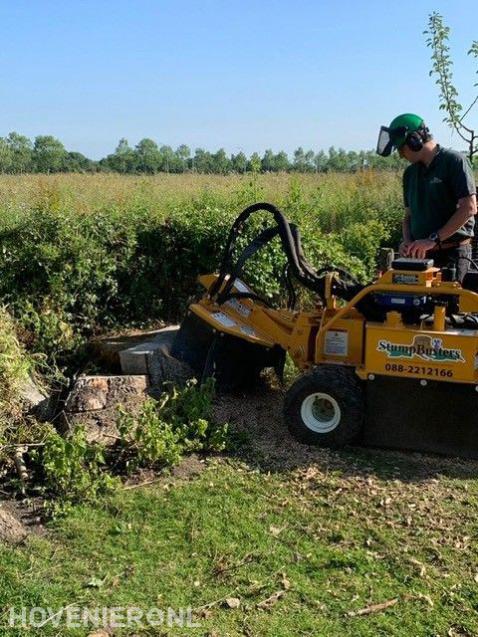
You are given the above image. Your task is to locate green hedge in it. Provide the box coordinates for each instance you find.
[0,173,404,367]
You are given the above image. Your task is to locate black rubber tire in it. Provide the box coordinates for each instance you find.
[284,365,364,447]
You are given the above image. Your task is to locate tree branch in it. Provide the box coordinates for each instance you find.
[425,12,477,160]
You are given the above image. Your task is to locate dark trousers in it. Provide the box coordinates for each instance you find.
[430,244,472,283]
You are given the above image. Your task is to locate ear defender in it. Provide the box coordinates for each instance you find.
[405,132,423,152]
[405,125,428,152]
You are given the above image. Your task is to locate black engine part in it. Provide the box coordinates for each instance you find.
[171,311,286,392]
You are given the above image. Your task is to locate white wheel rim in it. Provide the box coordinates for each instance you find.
[300,392,341,433]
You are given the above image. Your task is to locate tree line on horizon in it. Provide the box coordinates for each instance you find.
[0,131,406,175]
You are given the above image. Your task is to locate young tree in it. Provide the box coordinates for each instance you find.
[346,150,359,172]
[425,12,478,161]
[293,147,307,172]
[0,138,13,172]
[273,151,290,172]
[159,145,184,173]
[262,149,290,172]
[248,152,262,173]
[314,150,328,172]
[193,148,214,173]
[304,150,315,171]
[63,151,96,172]
[105,138,137,173]
[212,148,231,174]
[231,151,247,173]
[175,145,191,171]
[292,148,315,172]
[261,149,275,172]
[32,135,67,172]
[135,138,161,173]
[6,132,32,172]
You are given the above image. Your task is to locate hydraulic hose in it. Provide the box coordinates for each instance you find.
[209,203,322,299]
[208,202,364,305]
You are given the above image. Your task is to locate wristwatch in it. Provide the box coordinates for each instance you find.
[428,232,441,247]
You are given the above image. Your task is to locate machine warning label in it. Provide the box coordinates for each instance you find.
[324,330,348,356]
[225,298,251,318]
[240,325,256,337]
[233,279,252,294]
[377,334,464,363]
[212,312,236,328]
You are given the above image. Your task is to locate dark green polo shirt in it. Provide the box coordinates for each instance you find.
[403,146,476,241]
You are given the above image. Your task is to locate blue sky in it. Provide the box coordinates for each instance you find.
[0,0,476,158]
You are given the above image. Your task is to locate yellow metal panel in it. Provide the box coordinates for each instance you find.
[190,304,275,347]
[192,274,317,366]
[365,324,478,383]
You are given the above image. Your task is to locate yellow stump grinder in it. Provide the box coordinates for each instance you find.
[172,203,478,458]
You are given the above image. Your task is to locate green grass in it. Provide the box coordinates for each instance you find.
[2,445,478,636]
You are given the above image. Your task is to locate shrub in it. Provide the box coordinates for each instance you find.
[37,426,119,513]
[0,172,407,506]
[116,379,229,473]
[0,307,46,465]
[0,307,32,422]
[117,400,183,472]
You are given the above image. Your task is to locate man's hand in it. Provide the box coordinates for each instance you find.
[406,239,436,259]
[399,240,412,256]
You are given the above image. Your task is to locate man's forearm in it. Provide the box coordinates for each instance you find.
[406,195,476,259]
[437,201,476,241]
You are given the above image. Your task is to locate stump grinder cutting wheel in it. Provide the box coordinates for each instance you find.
[172,202,478,458]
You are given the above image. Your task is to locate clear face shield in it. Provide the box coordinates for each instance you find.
[376,126,394,157]
[376,125,407,156]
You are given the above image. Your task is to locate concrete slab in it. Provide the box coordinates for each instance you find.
[89,326,170,371]
[119,326,179,375]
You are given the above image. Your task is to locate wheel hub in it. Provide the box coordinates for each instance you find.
[300,392,341,433]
